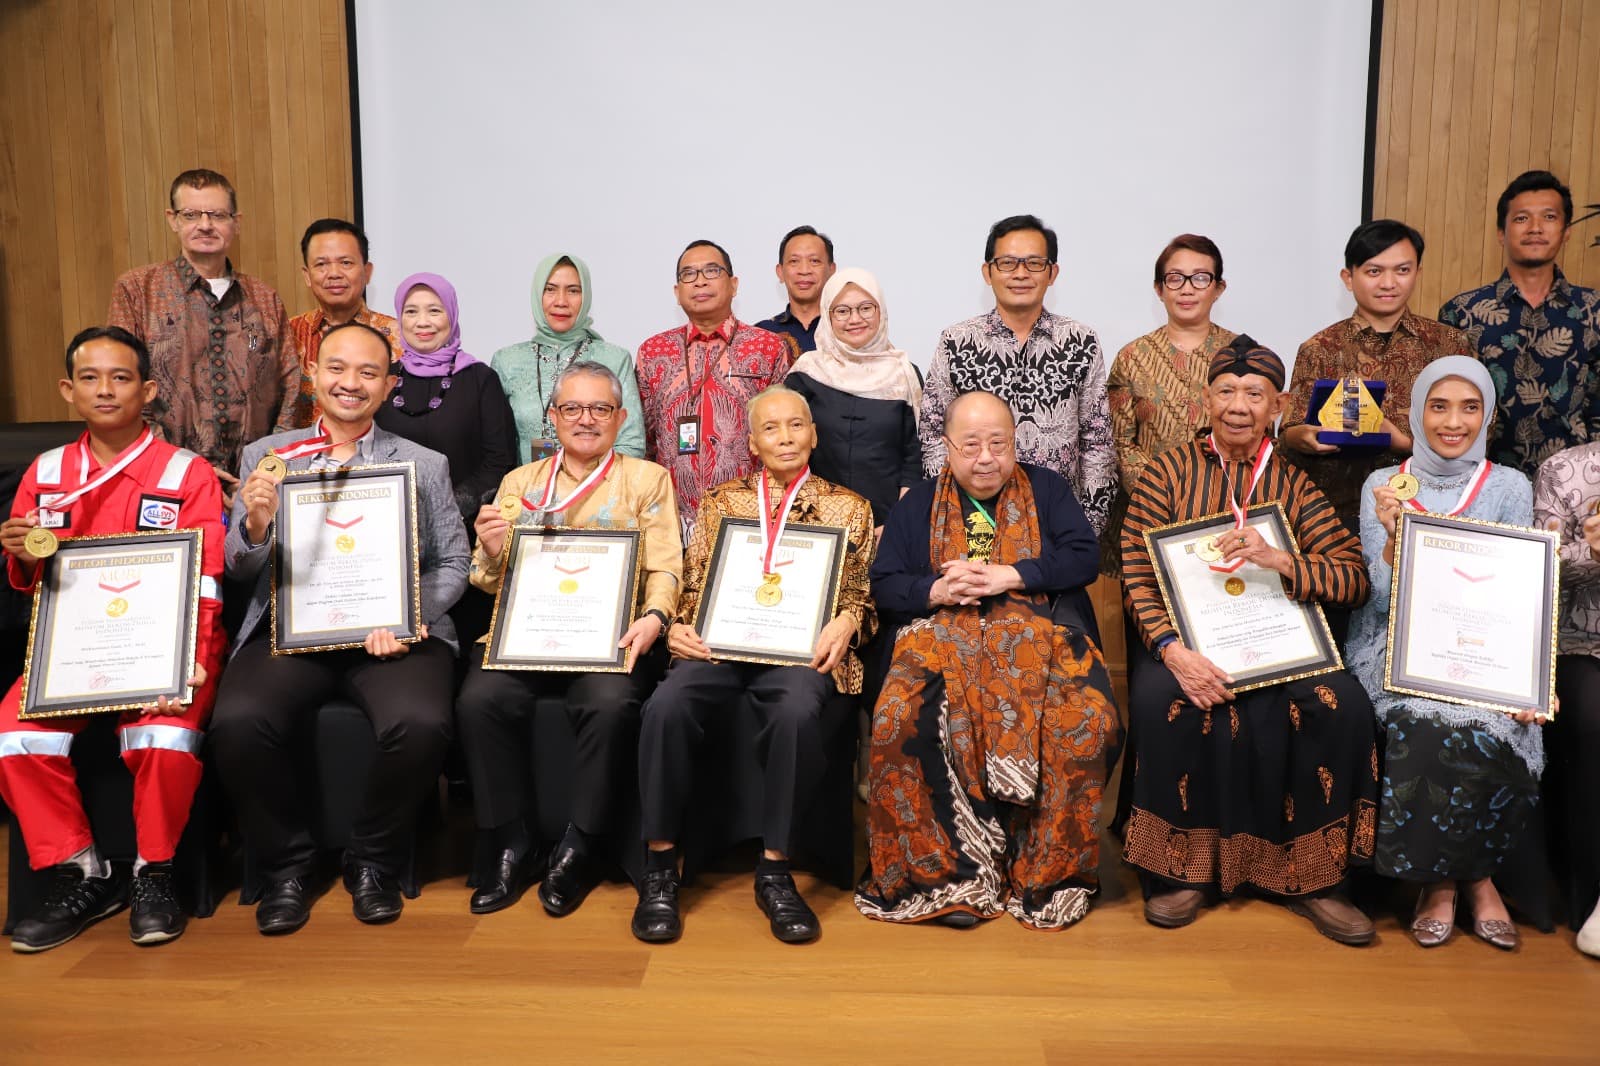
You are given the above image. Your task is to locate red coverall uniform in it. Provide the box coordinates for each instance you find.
[0,433,225,868]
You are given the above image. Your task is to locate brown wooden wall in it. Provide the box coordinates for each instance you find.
[1372,0,1600,312]
[0,0,353,424]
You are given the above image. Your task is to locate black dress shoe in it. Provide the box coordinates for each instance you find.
[631,867,682,943]
[255,877,311,936]
[11,864,128,954]
[471,848,542,915]
[754,871,820,944]
[129,862,186,946]
[344,863,403,925]
[539,845,600,918]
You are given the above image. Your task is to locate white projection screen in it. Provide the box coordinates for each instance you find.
[353,1,1374,377]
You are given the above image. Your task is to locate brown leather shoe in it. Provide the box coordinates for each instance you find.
[1287,894,1375,946]
[1472,918,1519,951]
[1144,888,1205,928]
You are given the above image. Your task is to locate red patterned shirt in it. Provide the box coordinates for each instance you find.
[286,304,403,427]
[634,316,790,521]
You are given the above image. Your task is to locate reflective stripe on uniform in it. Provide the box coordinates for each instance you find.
[156,449,198,493]
[35,446,67,486]
[200,576,220,600]
[0,731,73,757]
[119,723,203,756]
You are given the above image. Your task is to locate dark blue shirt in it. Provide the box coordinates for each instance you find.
[754,305,818,364]
[1440,268,1600,475]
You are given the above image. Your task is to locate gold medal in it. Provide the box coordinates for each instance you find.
[336,534,356,553]
[498,494,522,522]
[1224,577,1246,596]
[258,454,288,479]
[1195,535,1223,562]
[23,526,58,559]
[106,597,129,617]
[1389,472,1420,502]
[755,582,783,607]
[558,578,579,594]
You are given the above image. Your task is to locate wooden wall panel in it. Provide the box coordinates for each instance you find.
[1373,0,1600,314]
[0,0,353,423]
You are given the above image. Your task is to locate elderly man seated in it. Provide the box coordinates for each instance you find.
[1120,336,1380,945]
[854,390,1122,930]
[458,361,681,918]
[632,385,875,945]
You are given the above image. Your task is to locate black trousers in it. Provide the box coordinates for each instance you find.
[455,653,650,837]
[1553,656,1600,912]
[209,636,455,880]
[638,659,839,853]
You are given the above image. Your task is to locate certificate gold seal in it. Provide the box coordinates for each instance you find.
[336,534,356,553]
[1195,535,1223,562]
[558,578,579,594]
[23,526,58,558]
[105,597,129,617]
[755,573,783,606]
[258,454,288,479]
[498,495,521,522]
[1389,472,1420,501]
[1224,577,1246,596]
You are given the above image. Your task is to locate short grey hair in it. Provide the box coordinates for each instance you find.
[745,383,812,425]
[551,360,624,406]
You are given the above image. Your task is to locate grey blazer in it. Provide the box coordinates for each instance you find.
[225,425,471,656]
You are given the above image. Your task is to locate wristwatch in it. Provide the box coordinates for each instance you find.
[1153,635,1178,662]
[645,608,671,630]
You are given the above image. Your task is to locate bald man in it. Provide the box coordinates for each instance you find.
[856,390,1123,930]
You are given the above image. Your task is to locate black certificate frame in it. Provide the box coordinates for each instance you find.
[20,528,203,720]
[1385,510,1559,717]
[1143,502,1342,693]
[270,462,422,654]
[483,526,644,673]
[694,517,848,668]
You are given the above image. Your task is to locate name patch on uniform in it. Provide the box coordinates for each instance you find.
[36,493,68,528]
[138,495,181,530]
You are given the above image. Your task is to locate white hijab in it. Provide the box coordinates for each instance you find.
[790,268,922,418]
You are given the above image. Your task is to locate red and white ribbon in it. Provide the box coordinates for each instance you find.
[526,448,616,516]
[1398,458,1493,516]
[757,466,809,576]
[270,419,375,463]
[33,428,156,523]
[1208,434,1273,574]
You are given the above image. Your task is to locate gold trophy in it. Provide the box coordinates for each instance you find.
[1312,373,1386,447]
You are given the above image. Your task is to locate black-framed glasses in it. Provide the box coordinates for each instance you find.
[988,255,1053,273]
[173,208,235,225]
[1162,270,1216,290]
[944,435,1014,459]
[550,402,618,422]
[676,264,729,284]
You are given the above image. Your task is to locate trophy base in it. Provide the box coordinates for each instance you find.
[1313,430,1393,452]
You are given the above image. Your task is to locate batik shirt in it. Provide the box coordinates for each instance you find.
[919,309,1116,536]
[1440,268,1600,475]
[1532,441,1600,659]
[287,304,403,427]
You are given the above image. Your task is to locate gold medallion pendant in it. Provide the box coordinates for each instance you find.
[498,495,522,522]
[336,534,356,553]
[755,572,783,607]
[1389,472,1420,502]
[257,454,288,479]
[23,527,58,559]
[105,597,129,617]
[1224,577,1246,596]
[1196,534,1223,562]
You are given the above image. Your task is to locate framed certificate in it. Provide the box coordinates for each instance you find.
[19,529,203,720]
[1143,503,1342,692]
[270,463,422,654]
[1386,511,1559,716]
[483,527,644,672]
[694,517,847,667]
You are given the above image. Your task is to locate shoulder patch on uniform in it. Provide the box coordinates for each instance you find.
[35,446,67,486]
[156,449,199,492]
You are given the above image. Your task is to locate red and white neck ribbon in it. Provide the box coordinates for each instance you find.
[757,466,809,576]
[34,428,156,522]
[1398,458,1492,516]
[526,448,616,515]
[1208,433,1273,574]
[271,419,374,463]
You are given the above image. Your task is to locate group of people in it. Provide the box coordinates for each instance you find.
[0,166,1596,963]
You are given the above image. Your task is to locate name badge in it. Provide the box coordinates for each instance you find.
[529,437,558,463]
[137,494,182,530]
[36,493,68,529]
[676,416,701,456]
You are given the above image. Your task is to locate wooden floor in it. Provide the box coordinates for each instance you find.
[3,809,1598,1066]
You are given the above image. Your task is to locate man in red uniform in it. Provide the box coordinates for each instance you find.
[0,326,225,953]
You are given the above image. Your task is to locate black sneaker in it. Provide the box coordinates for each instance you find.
[129,863,186,946]
[11,864,128,954]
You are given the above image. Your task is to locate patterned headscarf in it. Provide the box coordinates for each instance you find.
[1206,333,1284,390]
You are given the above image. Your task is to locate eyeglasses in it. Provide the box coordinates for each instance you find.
[551,402,618,422]
[1162,270,1216,290]
[173,209,235,225]
[830,301,879,321]
[988,256,1053,273]
[676,264,729,284]
[945,435,1014,459]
